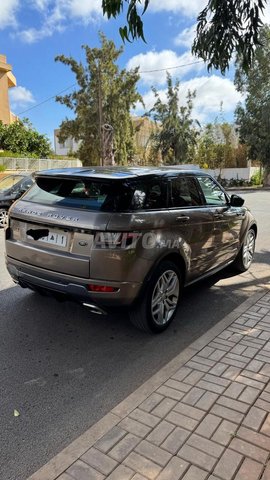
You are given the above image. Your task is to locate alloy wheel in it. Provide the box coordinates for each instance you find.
[151,270,180,326]
[0,210,8,228]
[242,229,255,269]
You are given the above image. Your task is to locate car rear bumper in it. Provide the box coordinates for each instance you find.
[5,256,142,310]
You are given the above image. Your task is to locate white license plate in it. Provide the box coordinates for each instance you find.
[27,231,67,247]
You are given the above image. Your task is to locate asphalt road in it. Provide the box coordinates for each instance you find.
[0,190,269,480]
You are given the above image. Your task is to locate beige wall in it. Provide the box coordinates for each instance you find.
[0,54,16,125]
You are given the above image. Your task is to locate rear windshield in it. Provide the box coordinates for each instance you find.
[23,176,167,212]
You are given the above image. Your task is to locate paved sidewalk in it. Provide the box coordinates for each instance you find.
[29,287,270,480]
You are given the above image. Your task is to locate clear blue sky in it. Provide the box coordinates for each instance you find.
[2,1,268,147]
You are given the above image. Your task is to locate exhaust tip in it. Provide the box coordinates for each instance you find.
[83,303,107,315]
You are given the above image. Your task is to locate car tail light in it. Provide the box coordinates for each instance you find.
[88,284,118,293]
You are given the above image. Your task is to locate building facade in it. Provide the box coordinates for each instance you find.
[0,54,17,125]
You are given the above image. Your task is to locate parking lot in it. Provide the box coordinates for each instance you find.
[0,189,269,480]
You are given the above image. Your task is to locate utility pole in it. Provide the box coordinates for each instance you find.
[97,60,104,167]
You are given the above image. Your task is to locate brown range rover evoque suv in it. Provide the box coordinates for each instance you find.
[5,167,257,332]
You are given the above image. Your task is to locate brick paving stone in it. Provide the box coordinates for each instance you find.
[67,460,105,480]
[243,347,259,358]
[123,451,162,480]
[199,346,215,358]
[260,391,270,402]
[146,421,175,446]
[211,404,244,423]
[195,414,222,439]
[209,349,226,362]
[181,466,208,480]
[214,337,236,348]
[197,380,226,395]
[106,465,135,480]
[155,457,189,480]
[172,367,192,382]
[166,411,199,431]
[157,385,186,401]
[225,353,249,365]
[173,402,205,421]
[95,426,127,453]
[242,406,268,431]
[237,425,270,450]
[208,342,231,353]
[195,392,219,411]
[185,361,211,373]
[82,447,118,475]
[256,354,270,364]
[223,383,245,399]
[216,396,250,413]
[213,449,243,480]
[140,393,164,413]
[209,363,228,376]
[166,379,192,393]
[129,409,160,428]
[241,339,265,349]
[192,356,216,367]
[255,398,270,412]
[161,426,190,454]
[177,444,216,471]
[260,364,270,376]
[151,398,177,418]
[212,420,238,446]
[230,345,247,355]
[183,371,205,386]
[109,433,141,462]
[261,413,270,436]
[235,375,265,390]
[218,331,233,340]
[222,366,242,381]
[238,386,260,404]
[246,359,264,373]
[262,463,270,480]
[241,370,269,384]
[203,374,231,388]
[222,357,247,369]
[119,417,152,438]
[234,458,263,480]
[135,440,172,467]
[181,387,205,406]
[229,438,268,463]
[131,475,149,480]
[186,433,224,458]
[259,331,270,341]
[57,475,74,480]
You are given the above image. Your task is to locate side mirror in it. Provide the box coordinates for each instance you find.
[230,194,245,207]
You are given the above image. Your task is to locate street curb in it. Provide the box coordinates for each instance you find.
[27,286,269,480]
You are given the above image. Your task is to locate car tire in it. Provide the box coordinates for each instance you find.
[0,209,8,228]
[232,228,256,273]
[129,260,183,333]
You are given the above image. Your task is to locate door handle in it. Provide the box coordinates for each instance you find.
[214,212,223,219]
[176,215,190,223]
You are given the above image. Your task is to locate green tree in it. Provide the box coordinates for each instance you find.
[102,0,267,73]
[55,33,142,165]
[234,26,270,178]
[0,119,51,157]
[195,122,243,170]
[147,74,199,165]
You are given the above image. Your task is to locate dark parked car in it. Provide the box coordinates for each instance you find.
[0,173,34,227]
[5,167,257,332]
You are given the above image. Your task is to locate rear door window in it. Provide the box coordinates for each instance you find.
[170,176,202,208]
